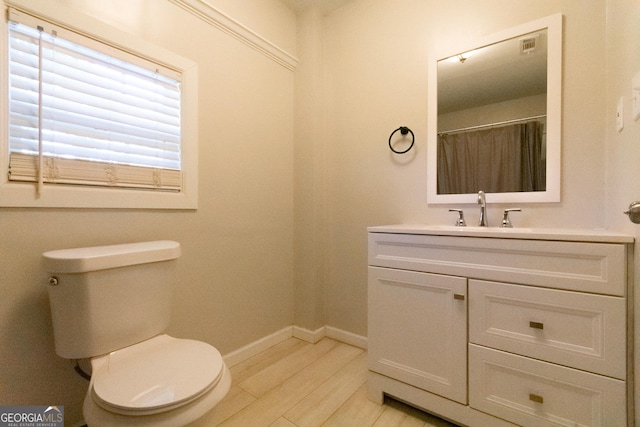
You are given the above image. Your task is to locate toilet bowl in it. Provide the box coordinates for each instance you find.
[43,241,231,426]
[83,335,231,426]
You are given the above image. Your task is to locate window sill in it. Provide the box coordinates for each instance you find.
[0,181,198,209]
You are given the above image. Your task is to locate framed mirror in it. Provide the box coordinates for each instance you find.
[427,14,562,204]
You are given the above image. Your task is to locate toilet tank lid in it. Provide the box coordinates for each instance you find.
[43,241,181,273]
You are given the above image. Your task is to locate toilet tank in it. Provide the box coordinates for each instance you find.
[43,241,181,359]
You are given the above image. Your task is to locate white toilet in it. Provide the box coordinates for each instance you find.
[43,240,231,427]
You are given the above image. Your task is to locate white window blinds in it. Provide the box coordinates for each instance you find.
[7,9,182,192]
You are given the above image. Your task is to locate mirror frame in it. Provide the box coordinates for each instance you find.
[427,13,563,204]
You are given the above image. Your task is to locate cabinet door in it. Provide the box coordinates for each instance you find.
[368,267,467,404]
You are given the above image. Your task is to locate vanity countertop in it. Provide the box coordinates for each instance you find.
[368,224,634,244]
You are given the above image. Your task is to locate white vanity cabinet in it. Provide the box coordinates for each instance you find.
[367,226,634,427]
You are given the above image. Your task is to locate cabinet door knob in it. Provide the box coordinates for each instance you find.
[453,294,465,300]
[529,321,544,330]
[529,393,544,404]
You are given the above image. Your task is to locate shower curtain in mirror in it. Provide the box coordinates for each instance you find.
[437,121,545,194]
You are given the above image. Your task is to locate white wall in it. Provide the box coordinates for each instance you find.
[294,6,327,331]
[0,0,296,424]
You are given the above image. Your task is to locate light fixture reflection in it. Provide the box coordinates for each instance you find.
[448,49,478,63]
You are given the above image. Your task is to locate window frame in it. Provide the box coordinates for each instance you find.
[0,2,198,209]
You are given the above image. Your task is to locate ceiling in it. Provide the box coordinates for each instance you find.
[279,0,354,14]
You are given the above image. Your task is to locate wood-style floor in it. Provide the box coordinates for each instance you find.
[193,337,457,427]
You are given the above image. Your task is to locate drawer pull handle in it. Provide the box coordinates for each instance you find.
[529,393,544,404]
[529,321,544,330]
[453,294,465,300]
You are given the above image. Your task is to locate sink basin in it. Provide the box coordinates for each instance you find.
[428,225,534,232]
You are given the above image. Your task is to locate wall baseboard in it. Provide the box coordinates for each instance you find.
[223,325,368,368]
[292,325,326,343]
[223,326,293,367]
[325,326,368,350]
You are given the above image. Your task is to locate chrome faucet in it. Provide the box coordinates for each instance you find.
[477,190,488,226]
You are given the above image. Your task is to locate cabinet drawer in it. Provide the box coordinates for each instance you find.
[469,280,626,379]
[469,344,626,427]
[368,233,626,295]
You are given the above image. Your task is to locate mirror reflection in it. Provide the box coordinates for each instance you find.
[438,30,547,195]
[427,14,562,204]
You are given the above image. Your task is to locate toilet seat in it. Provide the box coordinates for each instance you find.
[90,335,224,416]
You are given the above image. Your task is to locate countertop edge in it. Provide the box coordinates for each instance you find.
[367,225,635,244]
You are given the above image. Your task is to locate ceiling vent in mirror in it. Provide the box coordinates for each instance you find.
[519,34,539,54]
